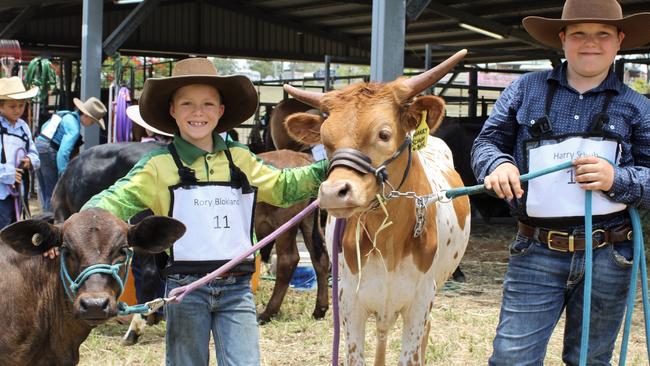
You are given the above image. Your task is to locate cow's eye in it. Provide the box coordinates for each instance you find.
[378,130,391,141]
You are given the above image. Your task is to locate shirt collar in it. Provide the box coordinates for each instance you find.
[172,130,227,165]
[547,61,622,94]
[0,115,21,128]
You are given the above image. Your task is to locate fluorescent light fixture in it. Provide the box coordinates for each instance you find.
[459,23,504,40]
[114,0,144,4]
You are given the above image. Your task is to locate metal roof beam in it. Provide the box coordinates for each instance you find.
[0,6,37,39]
[103,0,162,57]
[211,0,369,52]
[406,0,431,21]
[426,0,545,49]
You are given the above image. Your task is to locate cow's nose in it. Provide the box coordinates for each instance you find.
[319,180,354,208]
[79,297,111,318]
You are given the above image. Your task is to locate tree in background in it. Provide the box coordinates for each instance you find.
[211,57,238,75]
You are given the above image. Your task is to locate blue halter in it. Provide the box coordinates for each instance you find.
[59,248,133,302]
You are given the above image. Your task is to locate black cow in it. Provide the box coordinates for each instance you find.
[0,208,184,365]
[50,142,164,223]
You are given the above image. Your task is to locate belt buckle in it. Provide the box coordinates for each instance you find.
[547,230,572,252]
[592,229,608,249]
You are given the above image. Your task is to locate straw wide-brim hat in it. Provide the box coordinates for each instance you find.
[73,97,106,130]
[523,0,650,50]
[0,76,38,100]
[139,58,258,135]
[126,105,173,137]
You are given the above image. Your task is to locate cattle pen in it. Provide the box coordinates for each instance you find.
[74,220,650,366]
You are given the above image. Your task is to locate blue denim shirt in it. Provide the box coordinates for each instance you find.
[0,116,40,200]
[471,62,650,229]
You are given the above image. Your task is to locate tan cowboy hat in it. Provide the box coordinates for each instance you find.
[139,57,258,135]
[0,76,39,100]
[126,105,173,137]
[523,0,650,50]
[73,97,107,130]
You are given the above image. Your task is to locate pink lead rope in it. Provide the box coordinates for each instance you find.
[168,198,321,303]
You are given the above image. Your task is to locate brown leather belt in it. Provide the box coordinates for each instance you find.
[518,222,633,252]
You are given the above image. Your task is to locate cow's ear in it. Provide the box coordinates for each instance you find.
[0,220,62,255]
[284,112,323,145]
[402,95,446,134]
[128,216,186,254]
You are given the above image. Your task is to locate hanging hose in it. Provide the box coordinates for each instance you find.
[25,57,57,131]
[25,57,57,106]
[114,87,131,142]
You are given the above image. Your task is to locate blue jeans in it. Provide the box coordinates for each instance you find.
[0,197,16,229]
[489,233,634,366]
[35,140,58,213]
[165,273,260,366]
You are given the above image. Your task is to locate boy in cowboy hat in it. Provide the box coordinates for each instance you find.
[471,0,650,364]
[0,77,40,228]
[78,57,327,365]
[35,96,106,212]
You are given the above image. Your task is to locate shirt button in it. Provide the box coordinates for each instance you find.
[579,95,584,100]
[574,115,579,120]
[609,192,615,197]
[207,156,211,160]
[210,169,214,174]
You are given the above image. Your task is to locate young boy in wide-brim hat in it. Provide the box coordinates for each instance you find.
[471,0,650,364]
[0,77,40,228]
[35,96,106,212]
[81,57,328,365]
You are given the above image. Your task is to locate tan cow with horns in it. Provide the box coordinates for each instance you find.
[283,49,471,366]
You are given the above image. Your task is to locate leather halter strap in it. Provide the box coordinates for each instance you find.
[328,136,412,190]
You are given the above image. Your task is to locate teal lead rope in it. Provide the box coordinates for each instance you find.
[444,161,649,365]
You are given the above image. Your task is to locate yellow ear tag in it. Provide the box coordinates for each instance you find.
[411,110,429,151]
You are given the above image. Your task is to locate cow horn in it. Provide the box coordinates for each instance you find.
[283,84,323,108]
[403,49,467,99]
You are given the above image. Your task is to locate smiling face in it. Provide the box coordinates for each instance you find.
[169,84,225,151]
[0,99,26,124]
[559,23,624,84]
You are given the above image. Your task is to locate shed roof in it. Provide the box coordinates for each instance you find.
[1,0,649,66]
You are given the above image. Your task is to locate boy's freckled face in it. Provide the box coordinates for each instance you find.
[170,84,225,149]
[0,100,26,124]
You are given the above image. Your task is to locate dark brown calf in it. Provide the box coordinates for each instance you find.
[0,208,185,366]
[255,149,330,323]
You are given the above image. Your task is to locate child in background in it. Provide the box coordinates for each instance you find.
[0,77,40,228]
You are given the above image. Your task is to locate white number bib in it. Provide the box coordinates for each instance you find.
[170,184,256,261]
[40,114,62,140]
[526,136,625,218]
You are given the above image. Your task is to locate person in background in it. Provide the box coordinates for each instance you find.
[471,0,650,364]
[35,97,106,212]
[0,77,40,227]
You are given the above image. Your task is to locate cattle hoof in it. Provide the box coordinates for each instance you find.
[312,307,328,319]
[122,330,140,346]
[257,313,273,325]
[452,267,466,283]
